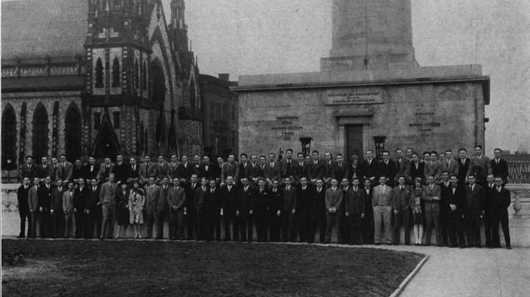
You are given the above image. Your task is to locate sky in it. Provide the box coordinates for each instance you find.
[168,0,530,153]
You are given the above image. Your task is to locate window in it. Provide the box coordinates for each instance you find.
[142,62,147,90]
[95,58,104,88]
[134,58,140,90]
[32,103,49,162]
[113,112,120,129]
[94,112,101,130]
[112,57,120,88]
[2,104,17,170]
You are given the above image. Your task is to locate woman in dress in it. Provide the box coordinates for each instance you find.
[129,181,145,238]
[410,177,425,245]
[115,183,130,239]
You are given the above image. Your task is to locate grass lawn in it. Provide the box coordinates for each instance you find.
[2,239,424,297]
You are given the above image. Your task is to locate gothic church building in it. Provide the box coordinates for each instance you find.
[2,0,202,168]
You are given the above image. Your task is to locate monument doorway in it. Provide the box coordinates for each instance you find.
[346,125,363,161]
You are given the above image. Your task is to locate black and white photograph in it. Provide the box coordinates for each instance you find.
[1,0,529,296]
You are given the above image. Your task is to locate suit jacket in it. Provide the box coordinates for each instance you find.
[50,186,67,212]
[97,163,115,181]
[331,162,350,182]
[128,164,140,183]
[392,185,412,210]
[296,185,313,213]
[378,160,397,181]
[72,165,84,181]
[155,162,171,180]
[348,162,361,181]
[360,158,378,180]
[311,186,327,216]
[410,161,425,182]
[465,184,485,215]
[255,186,272,212]
[222,185,238,215]
[422,184,441,213]
[308,160,325,180]
[74,186,88,211]
[245,163,260,181]
[457,158,471,184]
[468,156,492,181]
[139,161,157,180]
[264,162,281,181]
[99,182,118,206]
[325,187,343,211]
[372,184,393,207]
[157,186,171,212]
[344,186,365,215]
[489,187,511,214]
[28,185,39,211]
[83,163,99,181]
[86,186,101,214]
[239,162,252,180]
[116,188,131,209]
[62,190,75,214]
[17,185,31,211]
[205,187,223,214]
[423,161,441,181]
[443,185,466,216]
[184,182,200,210]
[144,184,161,212]
[167,186,186,211]
[200,162,218,180]
[195,186,208,211]
[237,186,256,216]
[440,159,459,177]
[282,186,297,213]
[221,161,240,182]
[113,162,130,184]
[255,164,267,180]
[323,160,334,179]
[35,164,52,179]
[19,164,36,182]
[395,158,411,181]
[491,158,509,182]
[49,164,60,181]
[280,159,299,179]
[57,161,74,182]
[38,184,54,212]
[269,187,283,215]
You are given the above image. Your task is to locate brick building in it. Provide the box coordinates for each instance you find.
[1,0,204,170]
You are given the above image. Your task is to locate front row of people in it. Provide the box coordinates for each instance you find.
[16,172,512,249]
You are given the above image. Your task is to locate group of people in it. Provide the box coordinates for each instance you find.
[15,145,512,249]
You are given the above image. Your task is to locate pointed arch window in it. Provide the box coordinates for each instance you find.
[2,104,17,170]
[95,58,104,88]
[134,58,140,91]
[65,103,82,162]
[32,103,49,162]
[112,56,121,88]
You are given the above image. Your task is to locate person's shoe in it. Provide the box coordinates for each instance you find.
[17,234,25,238]
[506,245,512,250]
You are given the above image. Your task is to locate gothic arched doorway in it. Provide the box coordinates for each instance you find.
[32,103,49,162]
[2,104,17,170]
[65,102,82,161]
[93,114,120,159]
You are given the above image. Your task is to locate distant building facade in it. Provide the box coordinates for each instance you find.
[1,0,209,169]
[199,74,238,158]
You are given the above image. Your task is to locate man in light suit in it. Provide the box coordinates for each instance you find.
[58,154,73,183]
[157,177,171,239]
[467,145,492,188]
[394,149,411,185]
[50,179,67,238]
[168,178,186,240]
[422,175,442,246]
[99,173,118,239]
[491,148,509,185]
[441,150,459,178]
[97,157,115,183]
[372,176,393,244]
[324,179,343,243]
[144,177,160,239]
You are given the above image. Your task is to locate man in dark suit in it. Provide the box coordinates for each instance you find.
[296,177,313,242]
[325,179,343,243]
[392,176,412,245]
[422,175,442,246]
[490,176,512,249]
[322,152,334,185]
[37,176,54,238]
[344,177,365,245]
[255,178,272,242]
[339,178,352,244]
[205,179,223,240]
[360,150,378,186]
[410,153,425,184]
[50,179,67,238]
[362,178,374,244]
[491,148,509,185]
[237,178,256,242]
[194,178,209,240]
[331,154,350,183]
[127,157,140,184]
[74,178,88,238]
[464,175,485,247]
[200,156,217,181]
[155,155,171,183]
[279,149,299,182]
[222,176,239,241]
[254,156,268,183]
[139,155,157,184]
[457,149,471,185]
[307,179,326,243]
[184,174,200,240]
[394,149,411,185]
[221,155,239,186]
[445,175,467,248]
[268,179,283,242]
[439,171,452,246]
[168,178,187,240]
[17,177,32,238]
[50,157,60,182]
[97,157,115,183]
[36,156,52,183]
[83,156,99,181]
[19,156,36,182]
[467,145,492,188]
[281,177,297,242]
[113,155,129,185]
[239,153,251,181]
[245,155,260,185]
[85,179,102,239]
[72,159,84,184]
[309,150,325,184]
[484,174,496,248]
[264,153,281,184]
[378,151,397,187]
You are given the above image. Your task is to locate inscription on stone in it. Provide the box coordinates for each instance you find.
[326,89,383,105]
[409,112,441,138]
[270,116,303,140]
